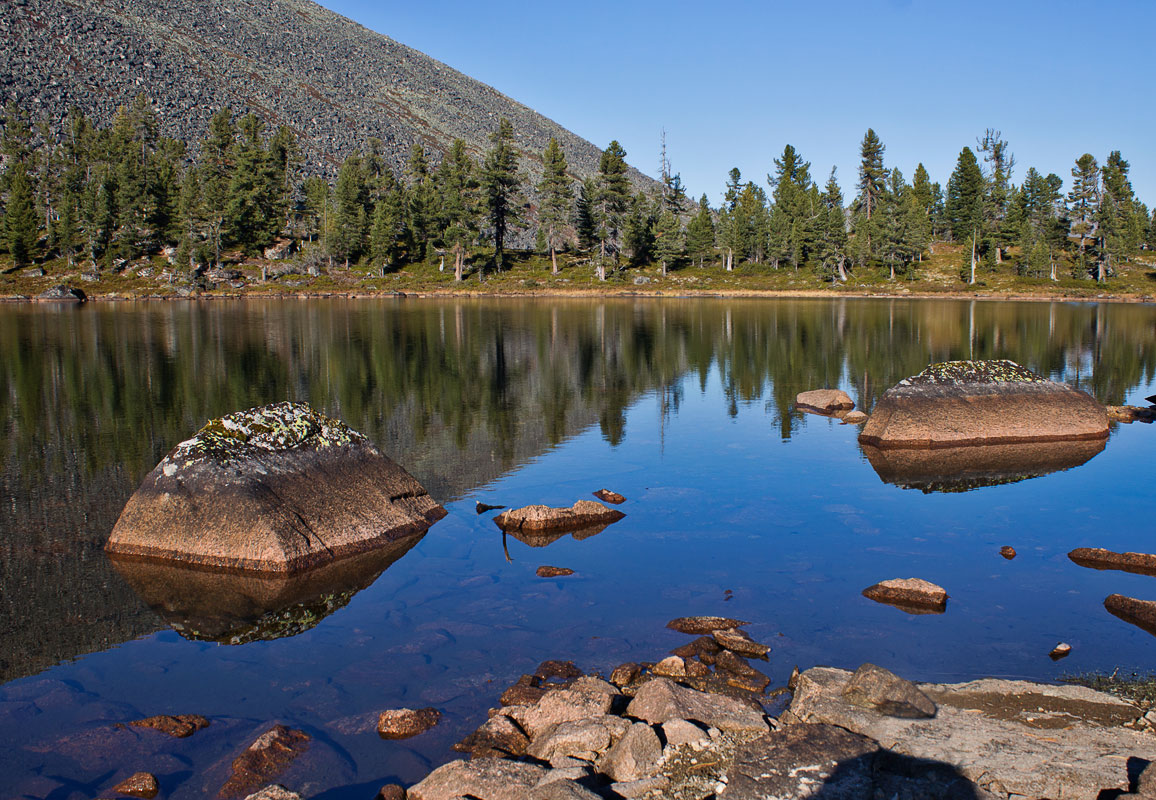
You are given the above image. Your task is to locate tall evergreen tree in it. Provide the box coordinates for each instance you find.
[537,137,572,275]
[768,144,813,270]
[1068,153,1101,280]
[405,143,434,261]
[3,161,37,267]
[481,118,521,274]
[654,208,682,275]
[332,153,368,266]
[595,140,630,278]
[684,194,715,268]
[817,168,848,281]
[945,147,986,283]
[200,108,235,266]
[977,129,1015,263]
[856,129,887,221]
[436,138,478,279]
[574,177,598,253]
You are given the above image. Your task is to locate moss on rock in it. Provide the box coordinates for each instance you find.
[176,401,363,464]
[900,359,1047,387]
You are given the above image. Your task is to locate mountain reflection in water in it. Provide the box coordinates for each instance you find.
[861,438,1107,493]
[108,534,424,644]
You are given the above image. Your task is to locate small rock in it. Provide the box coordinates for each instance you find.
[528,779,602,800]
[796,389,854,414]
[493,501,624,533]
[1049,643,1072,660]
[712,628,770,659]
[862,577,948,612]
[535,660,583,681]
[841,663,936,719]
[476,501,506,514]
[685,658,710,678]
[670,635,722,660]
[626,678,769,734]
[592,489,626,504]
[715,650,771,693]
[377,707,441,739]
[633,275,650,285]
[666,616,749,635]
[21,266,45,277]
[661,718,710,749]
[569,676,619,696]
[536,566,575,578]
[597,721,662,782]
[219,725,310,799]
[609,663,641,687]
[652,656,687,678]
[501,683,549,707]
[453,713,530,758]
[1001,545,1017,560]
[841,410,869,424]
[375,785,406,800]
[130,713,210,738]
[111,771,159,799]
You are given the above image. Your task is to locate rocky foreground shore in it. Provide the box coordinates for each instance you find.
[177,616,1156,800]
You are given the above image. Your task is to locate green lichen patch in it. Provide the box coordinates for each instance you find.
[900,359,1047,387]
[173,401,364,464]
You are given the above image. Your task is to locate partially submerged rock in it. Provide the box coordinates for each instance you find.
[862,578,948,613]
[666,616,749,635]
[377,707,441,739]
[712,628,770,659]
[841,409,869,424]
[592,489,626,504]
[1050,642,1072,660]
[493,500,624,534]
[1106,405,1156,423]
[111,771,159,799]
[1070,547,1156,577]
[106,402,445,573]
[785,665,1154,800]
[1105,594,1156,637]
[796,388,854,414]
[130,713,211,738]
[219,725,311,799]
[536,566,574,578]
[1000,545,1017,560]
[859,360,1108,449]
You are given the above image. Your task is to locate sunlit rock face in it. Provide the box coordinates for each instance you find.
[859,360,1108,449]
[105,402,446,573]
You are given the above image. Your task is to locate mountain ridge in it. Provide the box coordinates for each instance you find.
[1,0,653,186]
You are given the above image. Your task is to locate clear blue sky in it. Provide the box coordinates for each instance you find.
[321,0,1155,208]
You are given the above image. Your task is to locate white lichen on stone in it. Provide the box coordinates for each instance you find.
[171,401,364,464]
[898,359,1047,387]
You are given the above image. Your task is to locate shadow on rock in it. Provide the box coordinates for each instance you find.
[109,533,423,644]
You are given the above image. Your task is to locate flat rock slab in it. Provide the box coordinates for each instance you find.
[408,758,548,800]
[626,678,769,734]
[712,628,770,659]
[536,566,575,578]
[721,723,879,800]
[859,360,1108,449]
[494,500,624,533]
[862,578,947,613]
[1071,547,1156,577]
[130,713,211,738]
[377,707,441,739]
[796,389,855,414]
[106,402,445,573]
[786,666,1153,800]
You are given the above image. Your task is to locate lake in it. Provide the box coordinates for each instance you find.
[1,297,1155,798]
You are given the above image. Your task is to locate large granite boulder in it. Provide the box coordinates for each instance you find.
[859,360,1108,449]
[106,402,445,573]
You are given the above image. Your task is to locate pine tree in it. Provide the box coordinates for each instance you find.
[816,168,848,281]
[332,153,368,266]
[595,140,630,277]
[623,191,655,267]
[436,138,478,279]
[945,147,986,283]
[226,114,282,253]
[405,143,434,261]
[684,194,715,268]
[481,118,521,274]
[856,129,887,221]
[654,208,682,275]
[768,144,813,270]
[3,161,37,267]
[537,137,572,275]
[1100,150,1142,271]
[200,108,235,265]
[1068,153,1100,280]
[977,129,1015,263]
[575,177,598,253]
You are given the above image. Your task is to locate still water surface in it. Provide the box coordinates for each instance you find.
[1,297,1155,797]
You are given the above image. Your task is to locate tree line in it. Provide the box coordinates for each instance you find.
[1,96,1153,283]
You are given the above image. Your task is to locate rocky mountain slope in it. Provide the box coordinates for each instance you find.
[1,0,651,184]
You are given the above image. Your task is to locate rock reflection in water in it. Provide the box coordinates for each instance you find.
[860,439,1106,493]
[108,534,423,644]
[499,525,611,562]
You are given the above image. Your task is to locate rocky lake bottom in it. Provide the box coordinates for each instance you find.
[1,297,1155,798]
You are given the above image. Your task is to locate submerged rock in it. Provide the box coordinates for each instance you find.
[859,360,1108,449]
[493,500,624,534]
[106,402,445,573]
[219,725,311,799]
[862,578,948,613]
[795,389,854,414]
[111,771,159,799]
[377,707,441,739]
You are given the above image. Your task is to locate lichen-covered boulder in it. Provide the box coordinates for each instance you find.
[859,360,1108,449]
[106,402,445,573]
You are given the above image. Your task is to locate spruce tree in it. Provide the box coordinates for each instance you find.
[332,154,368,266]
[481,118,521,274]
[537,137,572,275]
[1068,153,1100,280]
[405,143,434,261]
[595,140,630,277]
[856,129,887,221]
[200,108,235,265]
[977,129,1015,263]
[623,191,655,267]
[945,147,985,282]
[817,168,848,281]
[575,177,598,253]
[3,161,37,267]
[436,138,478,279]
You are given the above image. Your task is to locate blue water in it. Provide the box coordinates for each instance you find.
[1,297,1154,798]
